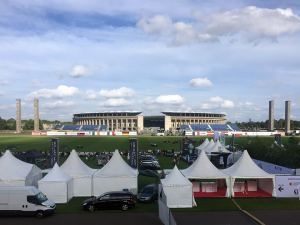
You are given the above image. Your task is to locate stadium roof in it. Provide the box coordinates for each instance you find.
[161,112,226,117]
[74,111,142,117]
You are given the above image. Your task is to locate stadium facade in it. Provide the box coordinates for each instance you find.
[73,111,227,132]
[73,112,144,132]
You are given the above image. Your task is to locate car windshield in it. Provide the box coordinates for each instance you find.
[142,187,154,194]
[36,192,48,203]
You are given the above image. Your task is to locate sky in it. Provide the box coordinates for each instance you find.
[1,0,300,122]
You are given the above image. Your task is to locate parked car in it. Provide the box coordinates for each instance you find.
[0,186,56,218]
[140,161,161,170]
[82,191,136,212]
[137,184,158,203]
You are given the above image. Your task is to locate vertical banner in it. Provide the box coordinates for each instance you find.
[50,138,59,167]
[129,138,138,168]
[220,133,226,147]
[213,132,220,142]
[230,134,235,151]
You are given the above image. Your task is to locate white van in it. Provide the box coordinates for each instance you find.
[0,186,56,217]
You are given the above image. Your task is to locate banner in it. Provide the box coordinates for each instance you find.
[50,138,59,167]
[275,176,300,198]
[129,138,138,168]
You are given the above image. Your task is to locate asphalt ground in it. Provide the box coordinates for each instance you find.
[0,212,163,225]
[252,210,300,225]
[174,211,256,225]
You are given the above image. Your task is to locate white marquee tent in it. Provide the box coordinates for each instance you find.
[61,150,96,197]
[93,150,138,196]
[181,150,230,197]
[222,150,275,197]
[205,140,230,155]
[0,150,42,187]
[161,166,195,208]
[38,163,74,203]
[195,138,209,153]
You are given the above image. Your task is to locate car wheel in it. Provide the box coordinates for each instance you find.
[35,211,44,218]
[121,204,129,211]
[88,205,95,212]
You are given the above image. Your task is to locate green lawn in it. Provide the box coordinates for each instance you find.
[235,198,300,211]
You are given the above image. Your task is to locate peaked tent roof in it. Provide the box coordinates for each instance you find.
[203,139,215,151]
[222,150,274,178]
[181,150,229,179]
[61,150,95,177]
[0,150,39,180]
[205,140,230,154]
[161,166,192,187]
[39,163,72,182]
[195,138,209,150]
[94,150,138,178]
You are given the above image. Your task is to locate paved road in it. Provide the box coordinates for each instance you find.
[0,213,163,225]
[252,210,300,225]
[174,211,256,225]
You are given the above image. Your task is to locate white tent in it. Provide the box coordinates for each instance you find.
[205,140,230,154]
[222,150,275,197]
[181,150,230,197]
[0,150,42,187]
[195,138,209,153]
[93,150,138,196]
[161,166,194,208]
[38,163,74,203]
[61,150,96,197]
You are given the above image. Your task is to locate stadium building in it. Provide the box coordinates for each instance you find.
[73,112,144,132]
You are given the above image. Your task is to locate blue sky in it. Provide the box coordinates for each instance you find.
[1,0,300,122]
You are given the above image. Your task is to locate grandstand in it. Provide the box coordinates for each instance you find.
[180,123,240,132]
[57,125,108,131]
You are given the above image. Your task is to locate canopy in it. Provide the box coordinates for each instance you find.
[222,150,275,197]
[38,163,73,203]
[161,166,194,208]
[93,150,138,196]
[61,150,95,196]
[0,150,42,187]
[205,140,230,154]
[182,150,230,197]
[195,138,209,151]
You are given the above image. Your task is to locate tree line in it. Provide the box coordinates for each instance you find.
[234,119,300,131]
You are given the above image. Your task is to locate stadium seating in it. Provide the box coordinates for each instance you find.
[210,124,231,131]
[227,123,241,131]
[190,124,211,131]
[62,125,81,131]
[81,125,99,131]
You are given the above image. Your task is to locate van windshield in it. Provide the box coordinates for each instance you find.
[36,192,48,203]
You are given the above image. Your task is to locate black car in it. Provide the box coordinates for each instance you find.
[137,184,158,203]
[82,191,136,212]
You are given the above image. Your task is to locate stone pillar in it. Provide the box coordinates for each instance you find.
[34,98,40,131]
[285,100,291,134]
[269,100,274,131]
[16,99,21,133]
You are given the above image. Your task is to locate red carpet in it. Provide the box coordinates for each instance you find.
[234,189,272,198]
[194,188,227,198]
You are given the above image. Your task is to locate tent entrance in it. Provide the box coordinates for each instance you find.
[233,179,273,198]
[192,179,227,198]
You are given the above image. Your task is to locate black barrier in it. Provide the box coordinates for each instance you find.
[129,138,138,168]
[50,138,59,167]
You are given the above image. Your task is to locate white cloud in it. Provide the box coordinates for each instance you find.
[190,77,213,87]
[101,98,131,107]
[44,100,75,109]
[200,96,235,109]
[155,94,184,105]
[99,87,135,98]
[138,7,300,45]
[137,15,172,35]
[29,85,79,99]
[70,65,89,78]
[85,90,98,100]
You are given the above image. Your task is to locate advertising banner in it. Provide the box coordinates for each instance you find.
[50,138,59,167]
[275,176,300,198]
[129,138,138,168]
